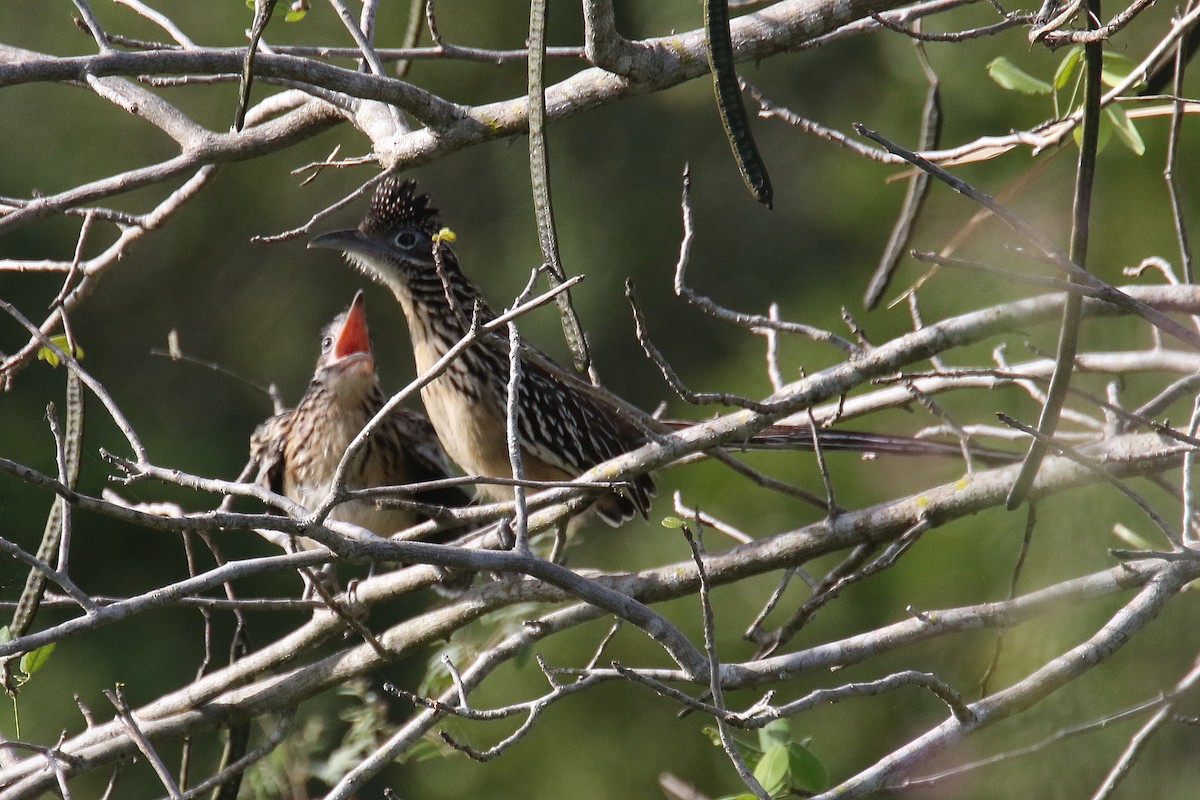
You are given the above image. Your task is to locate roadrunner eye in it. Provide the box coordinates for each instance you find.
[321,335,334,352]
[394,230,419,250]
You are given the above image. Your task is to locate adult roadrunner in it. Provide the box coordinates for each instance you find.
[250,290,470,537]
[309,179,1012,526]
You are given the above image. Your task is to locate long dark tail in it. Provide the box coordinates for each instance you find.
[662,420,1019,466]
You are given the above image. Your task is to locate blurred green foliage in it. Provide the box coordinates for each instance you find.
[2,1,1199,798]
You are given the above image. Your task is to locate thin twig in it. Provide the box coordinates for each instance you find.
[851,125,1200,351]
[1006,4,1103,509]
[978,505,1037,696]
[1091,653,1200,799]
[672,166,858,353]
[998,414,1183,548]
[683,520,770,800]
[1163,9,1196,285]
[505,318,530,554]
[865,23,940,309]
[105,685,182,799]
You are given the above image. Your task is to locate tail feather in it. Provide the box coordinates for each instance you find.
[661,420,1018,466]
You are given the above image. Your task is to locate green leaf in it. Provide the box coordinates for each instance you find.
[1101,52,1147,92]
[284,4,307,22]
[399,736,444,764]
[661,516,686,529]
[753,744,790,797]
[1054,47,1084,91]
[37,335,84,368]
[787,741,829,793]
[987,57,1053,95]
[512,640,534,669]
[0,627,11,646]
[19,642,55,676]
[702,726,759,754]
[1105,104,1145,155]
[758,718,790,752]
[1074,112,1113,153]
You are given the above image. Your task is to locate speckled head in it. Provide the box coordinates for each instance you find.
[314,290,375,383]
[361,178,441,239]
[308,178,450,287]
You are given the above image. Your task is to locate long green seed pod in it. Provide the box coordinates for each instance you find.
[705,0,773,208]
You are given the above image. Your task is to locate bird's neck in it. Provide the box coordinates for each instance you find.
[393,265,497,373]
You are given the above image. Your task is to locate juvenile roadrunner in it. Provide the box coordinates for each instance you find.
[250,290,470,537]
[308,180,1013,526]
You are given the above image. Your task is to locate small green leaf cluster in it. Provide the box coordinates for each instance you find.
[36,334,84,367]
[987,47,1147,155]
[0,626,56,690]
[705,719,828,799]
[1,626,56,738]
[244,679,440,799]
[243,0,309,22]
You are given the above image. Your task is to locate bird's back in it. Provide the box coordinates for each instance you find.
[250,385,470,536]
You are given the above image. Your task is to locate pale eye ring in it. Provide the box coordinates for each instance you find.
[321,335,334,352]
[394,230,419,249]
